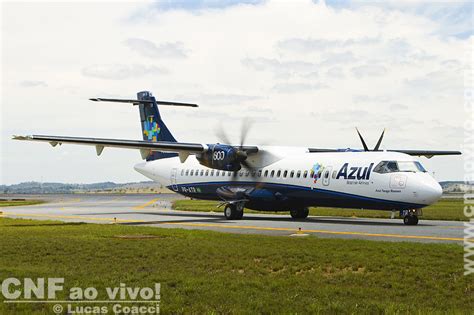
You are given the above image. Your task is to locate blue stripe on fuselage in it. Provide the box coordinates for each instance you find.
[168,181,427,211]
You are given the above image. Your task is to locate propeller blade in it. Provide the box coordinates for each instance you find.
[216,125,232,145]
[240,118,253,147]
[356,128,369,151]
[373,128,385,151]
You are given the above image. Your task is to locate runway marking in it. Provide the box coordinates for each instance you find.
[54,198,81,205]
[3,212,465,242]
[2,212,143,224]
[133,198,159,210]
[163,222,465,242]
[92,196,125,204]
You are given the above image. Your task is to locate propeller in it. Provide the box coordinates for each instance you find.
[355,128,386,151]
[216,119,258,182]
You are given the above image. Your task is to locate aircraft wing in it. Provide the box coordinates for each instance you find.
[12,135,208,160]
[307,148,461,158]
[386,149,462,158]
[12,135,260,161]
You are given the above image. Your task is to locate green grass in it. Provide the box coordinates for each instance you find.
[172,198,467,221]
[0,200,44,207]
[0,217,471,314]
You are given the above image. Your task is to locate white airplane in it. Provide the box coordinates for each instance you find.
[14,91,461,225]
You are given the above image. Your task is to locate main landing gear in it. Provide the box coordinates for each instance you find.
[224,203,244,220]
[401,209,422,225]
[290,207,309,219]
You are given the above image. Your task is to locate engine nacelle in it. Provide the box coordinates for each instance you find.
[196,144,243,172]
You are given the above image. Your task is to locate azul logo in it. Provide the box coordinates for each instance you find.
[336,163,374,180]
[143,116,161,141]
[311,163,323,183]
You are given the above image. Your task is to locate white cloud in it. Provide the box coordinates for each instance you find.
[351,64,388,77]
[82,64,169,80]
[123,38,188,59]
[1,0,467,184]
[19,80,48,88]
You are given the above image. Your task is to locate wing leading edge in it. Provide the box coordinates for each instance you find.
[12,135,259,161]
[307,148,461,158]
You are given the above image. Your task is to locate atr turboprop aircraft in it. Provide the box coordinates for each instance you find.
[14,91,461,225]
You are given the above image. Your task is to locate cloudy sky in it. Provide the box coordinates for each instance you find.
[1,0,471,185]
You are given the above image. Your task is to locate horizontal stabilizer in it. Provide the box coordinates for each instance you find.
[89,97,198,107]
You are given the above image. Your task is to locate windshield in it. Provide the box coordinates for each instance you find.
[374,161,427,174]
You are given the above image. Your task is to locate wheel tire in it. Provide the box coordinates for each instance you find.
[403,216,410,225]
[403,215,419,225]
[300,207,309,219]
[235,209,244,220]
[290,208,309,219]
[224,204,236,220]
[290,209,300,219]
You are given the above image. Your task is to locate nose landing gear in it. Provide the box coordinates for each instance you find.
[401,209,422,225]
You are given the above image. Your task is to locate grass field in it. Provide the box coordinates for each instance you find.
[172,198,467,221]
[0,200,43,207]
[0,217,472,314]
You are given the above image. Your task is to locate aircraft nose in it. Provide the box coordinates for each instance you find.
[420,180,443,205]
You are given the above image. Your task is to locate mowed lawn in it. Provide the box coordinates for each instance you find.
[0,200,43,207]
[0,217,472,314]
[172,198,467,221]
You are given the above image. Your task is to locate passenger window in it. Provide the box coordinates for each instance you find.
[200,170,204,176]
[332,170,337,179]
[264,170,268,177]
[190,170,194,176]
[239,170,244,177]
[257,170,262,177]
[181,169,184,176]
[196,169,199,176]
[251,170,256,177]
[205,170,209,176]
[210,170,214,176]
[270,170,275,178]
[296,171,301,178]
[303,170,308,178]
[283,170,288,178]
[317,170,323,179]
[277,170,281,178]
[290,171,294,178]
[216,170,220,176]
[228,171,232,176]
[324,171,329,178]
[185,170,189,176]
[245,170,250,177]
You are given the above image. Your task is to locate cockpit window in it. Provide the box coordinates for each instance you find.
[374,160,428,174]
[398,161,419,172]
[374,161,398,173]
[414,161,427,172]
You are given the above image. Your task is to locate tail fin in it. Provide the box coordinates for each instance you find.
[89,90,197,161]
[137,91,178,161]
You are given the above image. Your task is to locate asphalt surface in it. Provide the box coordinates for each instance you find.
[0,194,466,244]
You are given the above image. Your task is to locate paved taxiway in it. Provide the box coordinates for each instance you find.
[0,194,466,244]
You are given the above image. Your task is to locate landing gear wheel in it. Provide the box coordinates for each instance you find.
[403,215,419,225]
[224,204,244,220]
[290,207,309,219]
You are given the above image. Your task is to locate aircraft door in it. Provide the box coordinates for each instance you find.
[322,166,332,186]
[171,168,178,192]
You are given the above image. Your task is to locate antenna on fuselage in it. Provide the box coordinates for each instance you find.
[355,128,386,152]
